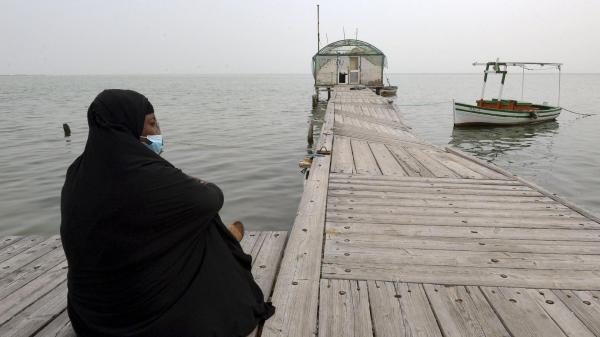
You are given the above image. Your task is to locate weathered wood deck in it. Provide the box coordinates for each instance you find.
[0,231,287,336]
[262,86,600,337]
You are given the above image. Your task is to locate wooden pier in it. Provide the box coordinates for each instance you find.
[262,86,600,337]
[2,85,600,336]
[0,231,287,336]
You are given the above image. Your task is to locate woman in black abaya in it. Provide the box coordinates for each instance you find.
[60,89,274,337]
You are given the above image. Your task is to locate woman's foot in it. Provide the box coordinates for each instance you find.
[227,220,244,242]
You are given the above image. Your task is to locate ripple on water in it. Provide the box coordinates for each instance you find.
[0,75,313,235]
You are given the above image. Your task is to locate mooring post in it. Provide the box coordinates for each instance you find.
[307,120,314,148]
[63,123,71,137]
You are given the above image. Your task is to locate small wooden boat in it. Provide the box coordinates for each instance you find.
[380,86,397,97]
[454,61,562,126]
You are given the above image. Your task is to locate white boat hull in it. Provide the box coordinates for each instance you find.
[453,102,561,126]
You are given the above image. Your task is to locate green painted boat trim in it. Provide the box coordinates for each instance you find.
[455,108,561,119]
[454,102,561,113]
[479,99,534,106]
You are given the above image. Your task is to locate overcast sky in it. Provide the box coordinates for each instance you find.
[1,0,598,74]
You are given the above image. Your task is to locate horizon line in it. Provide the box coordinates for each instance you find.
[2,72,597,76]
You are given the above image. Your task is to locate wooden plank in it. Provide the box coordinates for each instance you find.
[350,139,381,175]
[325,243,600,271]
[328,182,544,197]
[368,143,407,176]
[553,290,600,335]
[32,310,75,337]
[589,290,600,303]
[327,222,600,242]
[335,111,408,130]
[330,177,533,191]
[0,260,68,326]
[0,237,23,253]
[326,213,594,229]
[0,236,46,265]
[443,151,511,180]
[328,204,581,220]
[480,287,567,337]
[394,283,443,337]
[330,173,520,185]
[240,231,261,255]
[424,150,488,179]
[423,284,511,337]
[0,281,67,337]
[329,185,542,199]
[327,196,571,212]
[251,231,287,299]
[247,231,286,337]
[262,102,333,337]
[318,279,373,337]
[0,235,62,277]
[333,125,425,147]
[334,109,345,125]
[366,281,443,337]
[525,289,596,337]
[248,231,269,263]
[326,232,600,255]
[331,136,354,174]
[386,145,433,177]
[403,147,459,178]
[366,280,407,337]
[573,290,600,304]
[0,246,66,301]
[328,189,558,206]
[322,262,600,290]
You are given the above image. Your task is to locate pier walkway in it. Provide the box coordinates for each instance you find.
[0,231,287,336]
[262,86,600,337]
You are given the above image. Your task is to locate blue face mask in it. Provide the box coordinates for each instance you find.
[142,135,164,155]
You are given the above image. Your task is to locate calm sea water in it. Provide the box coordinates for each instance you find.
[0,75,314,236]
[1,74,599,236]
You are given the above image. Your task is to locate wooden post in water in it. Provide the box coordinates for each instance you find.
[63,123,71,137]
[307,120,314,148]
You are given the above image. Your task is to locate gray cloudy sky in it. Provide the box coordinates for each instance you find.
[1,0,599,74]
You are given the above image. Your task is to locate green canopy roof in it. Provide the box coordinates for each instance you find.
[314,39,385,57]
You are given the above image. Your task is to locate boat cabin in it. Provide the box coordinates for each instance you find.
[312,39,386,89]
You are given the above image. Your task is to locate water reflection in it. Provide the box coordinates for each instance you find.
[450,121,559,161]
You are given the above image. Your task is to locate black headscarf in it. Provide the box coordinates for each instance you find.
[61,89,274,337]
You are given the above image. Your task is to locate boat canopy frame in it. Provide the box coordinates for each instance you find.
[473,60,563,106]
